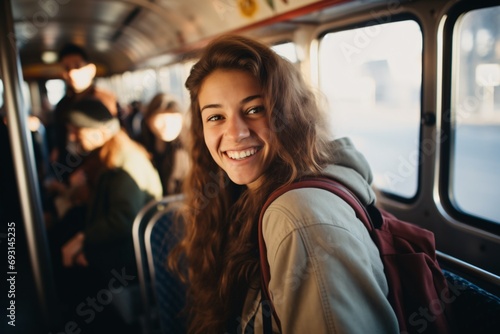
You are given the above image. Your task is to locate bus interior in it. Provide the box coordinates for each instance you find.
[1,0,499,333]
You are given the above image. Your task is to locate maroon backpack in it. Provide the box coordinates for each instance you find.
[258,177,453,334]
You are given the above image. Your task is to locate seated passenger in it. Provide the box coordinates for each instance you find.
[123,100,143,142]
[169,35,399,334]
[141,93,189,195]
[48,42,122,185]
[61,97,162,273]
[55,98,162,332]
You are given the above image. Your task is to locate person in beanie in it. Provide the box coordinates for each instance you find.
[55,98,162,333]
[61,97,162,272]
[48,43,122,184]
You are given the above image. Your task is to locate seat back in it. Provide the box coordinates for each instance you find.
[145,197,186,334]
[437,251,500,333]
[443,270,500,333]
[132,194,184,333]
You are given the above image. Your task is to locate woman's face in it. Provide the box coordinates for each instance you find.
[147,112,183,142]
[198,69,275,189]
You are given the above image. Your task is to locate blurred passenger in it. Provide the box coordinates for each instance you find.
[27,115,58,225]
[60,97,161,274]
[48,42,121,184]
[123,100,143,142]
[1,113,56,225]
[0,112,22,224]
[142,93,189,195]
[45,43,124,255]
[54,98,162,333]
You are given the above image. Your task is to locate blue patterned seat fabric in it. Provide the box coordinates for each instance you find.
[442,269,500,334]
[149,210,186,334]
[146,212,500,334]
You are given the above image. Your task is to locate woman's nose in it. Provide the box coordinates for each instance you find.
[225,114,250,141]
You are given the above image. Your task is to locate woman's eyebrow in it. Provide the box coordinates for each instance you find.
[200,103,221,112]
[200,95,262,113]
[241,95,262,104]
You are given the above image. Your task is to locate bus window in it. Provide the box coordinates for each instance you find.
[271,41,298,63]
[22,80,31,114]
[138,68,159,104]
[0,79,31,114]
[45,79,65,107]
[318,20,422,199]
[451,5,500,224]
[158,62,192,106]
[0,79,3,109]
[95,69,158,105]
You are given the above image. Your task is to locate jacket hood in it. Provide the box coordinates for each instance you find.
[321,137,376,206]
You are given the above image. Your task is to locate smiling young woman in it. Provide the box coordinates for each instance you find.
[199,69,276,189]
[169,35,398,334]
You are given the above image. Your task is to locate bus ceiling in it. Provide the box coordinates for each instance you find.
[10,0,361,79]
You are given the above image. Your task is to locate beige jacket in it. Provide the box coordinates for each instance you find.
[240,137,399,334]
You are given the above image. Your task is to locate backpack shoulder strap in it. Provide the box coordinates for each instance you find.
[258,176,374,333]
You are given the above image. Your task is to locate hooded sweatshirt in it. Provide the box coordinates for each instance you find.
[240,137,399,334]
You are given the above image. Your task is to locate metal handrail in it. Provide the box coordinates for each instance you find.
[437,250,500,290]
[0,0,60,330]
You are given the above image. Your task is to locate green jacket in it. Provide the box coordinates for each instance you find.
[83,147,162,277]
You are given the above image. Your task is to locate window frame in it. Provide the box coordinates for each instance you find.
[438,0,500,235]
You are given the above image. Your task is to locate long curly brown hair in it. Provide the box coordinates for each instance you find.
[169,35,333,333]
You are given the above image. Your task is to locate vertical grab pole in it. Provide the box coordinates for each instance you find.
[0,0,60,330]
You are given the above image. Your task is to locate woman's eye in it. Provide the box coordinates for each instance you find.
[246,106,265,115]
[207,115,223,122]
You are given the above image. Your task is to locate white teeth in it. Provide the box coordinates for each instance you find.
[226,148,258,160]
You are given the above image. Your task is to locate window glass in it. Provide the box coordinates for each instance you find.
[451,6,500,224]
[158,62,192,106]
[45,79,66,106]
[22,81,31,114]
[271,42,298,63]
[318,20,422,198]
[0,79,31,113]
[0,79,3,109]
[138,69,158,104]
[97,69,159,105]
[96,74,129,106]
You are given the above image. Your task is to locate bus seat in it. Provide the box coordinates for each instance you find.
[442,269,500,333]
[132,194,184,333]
[144,199,186,334]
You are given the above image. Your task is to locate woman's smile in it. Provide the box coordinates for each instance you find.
[199,69,275,188]
[224,146,261,160]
